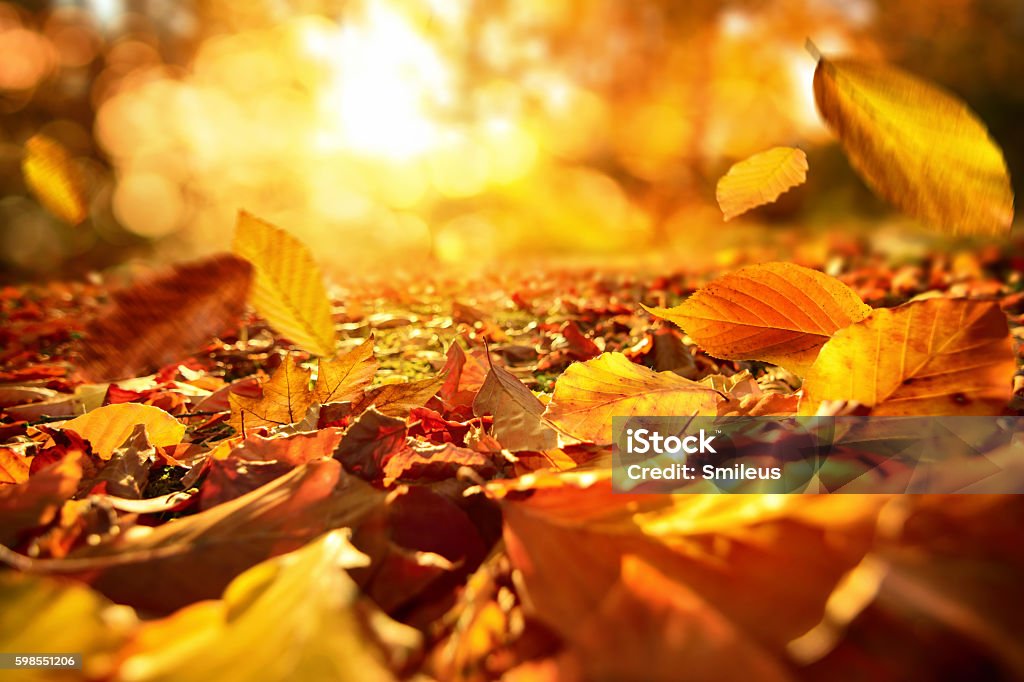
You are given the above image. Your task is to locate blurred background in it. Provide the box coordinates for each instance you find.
[1,0,1022,282]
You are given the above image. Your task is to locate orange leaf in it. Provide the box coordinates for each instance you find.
[0,447,30,485]
[22,134,89,225]
[313,336,378,404]
[716,147,808,221]
[62,403,186,460]
[228,356,314,435]
[644,263,871,375]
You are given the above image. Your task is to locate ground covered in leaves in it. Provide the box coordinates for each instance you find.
[2,230,1024,682]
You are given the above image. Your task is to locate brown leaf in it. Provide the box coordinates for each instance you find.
[353,376,444,418]
[313,336,378,404]
[0,452,83,546]
[228,356,314,435]
[89,424,156,498]
[473,365,557,452]
[76,254,252,382]
[333,408,408,479]
[382,442,497,486]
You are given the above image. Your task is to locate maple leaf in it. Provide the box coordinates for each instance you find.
[313,336,378,404]
[76,254,252,382]
[473,363,557,452]
[228,356,314,435]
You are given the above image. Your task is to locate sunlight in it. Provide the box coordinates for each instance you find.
[305,4,454,160]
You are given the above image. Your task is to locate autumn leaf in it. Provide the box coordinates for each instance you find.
[228,355,314,435]
[333,408,407,479]
[233,211,337,356]
[22,134,89,225]
[813,54,1014,235]
[0,447,30,485]
[63,403,186,460]
[473,363,557,452]
[644,263,871,376]
[313,336,378,404]
[76,253,252,382]
[542,352,724,444]
[353,376,445,418]
[800,298,1015,416]
[382,442,498,486]
[0,452,82,546]
[716,147,808,221]
[115,530,407,682]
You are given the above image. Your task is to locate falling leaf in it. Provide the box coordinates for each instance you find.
[76,254,252,382]
[542,352,724,444]
[473,364,557,452]
[716,147,808,221]
[813,55,1014,235]
[313,336,378,404]
[21,134,89,225]
[63,403,186,460]
[644,263,871,375]
[232,211,337,356]
[228,356,314,435]
[353,376,444,417]
[801,298,1015,416]
[115,530,411,682]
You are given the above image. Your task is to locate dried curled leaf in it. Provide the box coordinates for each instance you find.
[22,134,89,225]
[473,364,557,452]
[813,55,1014,235]
[233,211,337,356]
[63,403,186,460]
[801,298,1015,416]
[313,337,378,404]
[542,352,723,444]
[228,356,314,435]
[716,147,808,221]
[644,263,871,376]
[76,254,252,382]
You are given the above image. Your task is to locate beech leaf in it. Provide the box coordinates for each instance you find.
[716,147,808,221]
[22,134,89,225]
[62,403,186,460]
[542,352,724,444]
[800,298,1015,416]
[644,262,871,376]
[233,211,337,356]
[813,55,1014,235]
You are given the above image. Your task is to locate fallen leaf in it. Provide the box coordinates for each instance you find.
[716,147,808,221]
[115,530,410,682]
[313,336,378,404]
[333,408,407,479]
[22,134,89,225]
[228,356,313,435]
[0,447,30,485]
[473,364,557,452]
[353,376,444,417]
[89,424,156,498]
[76,254,252,382]
[542,352,724,444]
[801,298,1015,415]
[0,452,82,546]
[813,54,1014,235]
[644,263,871,375]
[62,403,185,460]
[233,211,337,356]
[382,442,497,486]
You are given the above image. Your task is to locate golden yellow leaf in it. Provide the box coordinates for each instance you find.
[352,375,445,417]
[813,55,1014,235]
[115,530,409,682]
[800,298,1014,416]
[644,263,871,376]
[715,147,808,221]
[228,356,314,435]
[0,447,30,485]
[63,403,186,460]
[232,211,337,356]
[22,134,89,225]
[313,336,378,404]
[541,352,724,444]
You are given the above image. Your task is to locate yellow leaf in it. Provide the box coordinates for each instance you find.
[232,211,337,356]
[228,356,313,434]
[0,447,30,485]
[63,403,185,460]
[116,530,410,682]
[313,336,378,404]
[813,55,1014,235]
[352,375,444,417]
[541,352,724,444]
[22,134,89,225]
[800,298,1014,416]
[644,263,871,376]
[716,147,808,221]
